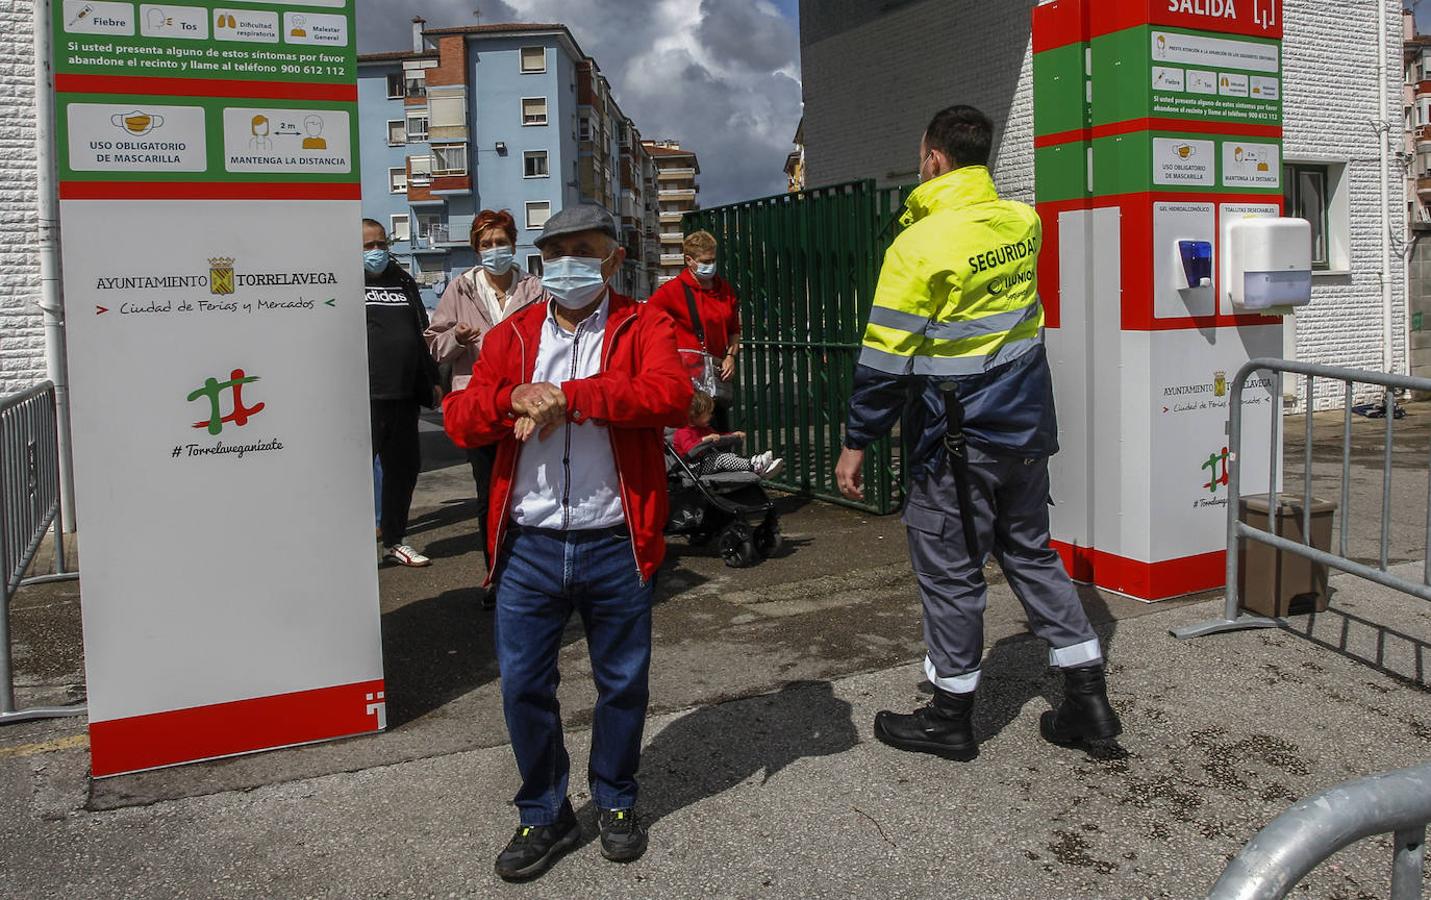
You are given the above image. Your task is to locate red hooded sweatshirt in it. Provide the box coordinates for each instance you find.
[442,291,693,584]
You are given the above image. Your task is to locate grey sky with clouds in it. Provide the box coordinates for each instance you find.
[355,0,804,207]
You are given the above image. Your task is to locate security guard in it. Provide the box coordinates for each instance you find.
[835,105,1121,760]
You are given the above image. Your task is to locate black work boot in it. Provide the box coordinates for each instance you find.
[1040,664,1123,747]
[597,807,648,862]
[493,800,580,882]
[873,689,978,761]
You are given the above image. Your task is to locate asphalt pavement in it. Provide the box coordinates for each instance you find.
[1,408,1429,898]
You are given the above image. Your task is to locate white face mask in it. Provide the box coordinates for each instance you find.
[480,246,515,275]
[542,252,613,309]
[694,261,717,279]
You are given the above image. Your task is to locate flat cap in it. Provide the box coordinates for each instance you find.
[533,204,618,249]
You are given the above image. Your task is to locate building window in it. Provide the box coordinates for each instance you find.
[525,201,551,230]
[406,114,428,143]
[429,95,465,130]
[409,156,432,187]
[386,72,403,99]
[388,167,406,193]
[390,214,410,243]
[578,116,591,142]
[524,150,549,178]
[527,254,544,276]
[1283,164,1329,270]
[404,71,426,99]
[432,144,467,176]
[520,46,546,73]
[522,97,548,126]
[386,120,405,146]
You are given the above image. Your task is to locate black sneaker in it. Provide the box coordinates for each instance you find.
[493,802,580,882]
[597,807,648,863]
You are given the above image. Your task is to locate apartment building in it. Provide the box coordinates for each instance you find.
[357,19,656,303]
[642,140,701,284]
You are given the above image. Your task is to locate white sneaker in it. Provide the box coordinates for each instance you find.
[750,451,774,470]
[383,543,431,567]
[757,457,785,479]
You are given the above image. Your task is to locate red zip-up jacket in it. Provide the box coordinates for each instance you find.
[442,291,693,584]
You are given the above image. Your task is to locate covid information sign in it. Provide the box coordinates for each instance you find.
[54,0,385,777]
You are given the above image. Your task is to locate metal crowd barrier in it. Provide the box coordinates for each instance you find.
[1,381,83,724]
[1206,761,1431,899]
[1173,359,1431,640]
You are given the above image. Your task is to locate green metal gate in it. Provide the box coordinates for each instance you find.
[685,179,913,515]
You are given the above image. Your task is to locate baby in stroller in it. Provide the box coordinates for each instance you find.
[666,391,784,567]
[672,392,784,480]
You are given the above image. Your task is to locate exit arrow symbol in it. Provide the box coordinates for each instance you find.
[96,305,109,315]
[324,298,336,307]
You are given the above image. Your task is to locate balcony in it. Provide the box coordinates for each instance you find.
[659,210,684,225]
[1419,175,1431,196]
[660,253,685,266]
[659,187,697,200]
[412,224,466,251]
[657,167,696,180]
[660,231,683,243]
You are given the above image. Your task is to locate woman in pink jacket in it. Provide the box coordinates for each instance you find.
[426,209,546,592]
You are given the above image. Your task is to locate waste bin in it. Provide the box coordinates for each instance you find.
[1238,494,1337,617]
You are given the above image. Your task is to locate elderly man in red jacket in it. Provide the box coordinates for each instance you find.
[443,205,691,882]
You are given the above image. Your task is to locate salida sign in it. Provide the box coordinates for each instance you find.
[1155,0,1281,36]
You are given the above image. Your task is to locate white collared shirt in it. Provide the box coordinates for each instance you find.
[510,297,625,530]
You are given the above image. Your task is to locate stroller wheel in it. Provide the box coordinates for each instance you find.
[719,523,757,568]
[754,520,783,558]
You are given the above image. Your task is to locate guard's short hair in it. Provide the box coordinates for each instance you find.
[924,105,994,169]
[683,230,717,258]
[362,217,386,236]
[690,390,715,419]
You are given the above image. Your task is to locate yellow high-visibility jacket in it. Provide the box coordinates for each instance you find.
[845,165,1058,468]
[860,165,1043,378]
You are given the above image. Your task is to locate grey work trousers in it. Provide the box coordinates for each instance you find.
[903,446,1101,694]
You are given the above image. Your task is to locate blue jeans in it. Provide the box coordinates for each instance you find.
[494,526,653,825]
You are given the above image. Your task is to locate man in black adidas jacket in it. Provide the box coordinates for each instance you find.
[363,217,441,567]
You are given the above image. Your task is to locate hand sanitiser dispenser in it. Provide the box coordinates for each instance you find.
[1226,218,1313,312]
[1177,239,1213,289]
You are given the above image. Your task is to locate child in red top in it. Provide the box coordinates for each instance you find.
[673,391,784,478]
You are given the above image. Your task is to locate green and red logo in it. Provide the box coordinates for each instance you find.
[188,368,264,435]
[1201,446,1230,494]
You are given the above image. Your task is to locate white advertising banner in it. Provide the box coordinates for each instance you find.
[55,0,381,777]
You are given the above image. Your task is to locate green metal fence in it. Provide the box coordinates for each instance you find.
[685,179,914,515]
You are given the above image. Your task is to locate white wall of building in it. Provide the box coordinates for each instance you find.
[0,0,43,397]
[800,0,1407,401]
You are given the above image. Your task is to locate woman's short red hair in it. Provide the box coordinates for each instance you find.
[470,209,517,247]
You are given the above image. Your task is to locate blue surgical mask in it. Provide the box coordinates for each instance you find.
[542,254,611,310]
[480,246,516,275]
[363,248,389,275]
[694,261,717,279]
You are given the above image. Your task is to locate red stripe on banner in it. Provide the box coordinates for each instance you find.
[1034,127,1093,150]
[56,73,357,102]
[1091,119,1283,140]
[89,679,385,777]
[60,181,362,201]
[1038,121,1282,149]
[1053,542,1225,600]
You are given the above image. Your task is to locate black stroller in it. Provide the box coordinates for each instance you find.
[665,436,782,567]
